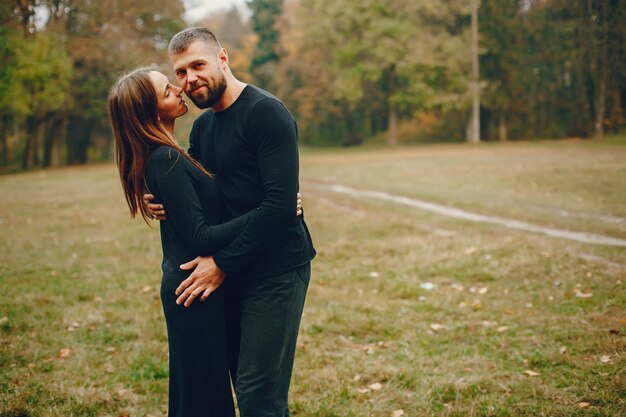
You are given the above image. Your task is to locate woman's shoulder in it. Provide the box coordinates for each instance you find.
[147,145,190,177]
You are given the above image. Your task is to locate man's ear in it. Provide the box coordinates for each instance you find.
[218,48,229,68]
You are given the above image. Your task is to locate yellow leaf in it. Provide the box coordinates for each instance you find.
[577,402,591,408]
[368,382,383,390]
[392,410,405,417]
[58,348,71,358]
[464,247,477,255]
[522,370,539,377]
[430,323,444,332]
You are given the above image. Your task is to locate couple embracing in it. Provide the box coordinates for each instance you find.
[108,27,316,417]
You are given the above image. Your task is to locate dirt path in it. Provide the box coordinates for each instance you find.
[305,182,626,247]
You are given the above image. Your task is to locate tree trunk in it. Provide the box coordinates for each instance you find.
[388,106,398,146]
[22,116,42,169]
[66,116,93,164]
[387,68,398,146]
[342,107,362,146]
[0,116,8,165]
[594,77,606,139]
[468,0,480,144]
[499,110,508,141]
[43,116,65,167]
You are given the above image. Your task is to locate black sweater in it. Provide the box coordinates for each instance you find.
[145,145,255,290]
[189,85,315,279]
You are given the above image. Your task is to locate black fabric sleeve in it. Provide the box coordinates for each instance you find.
[213,98,299,275]
[148,147,256,256]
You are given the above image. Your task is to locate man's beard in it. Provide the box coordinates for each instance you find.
[187,73,227,109]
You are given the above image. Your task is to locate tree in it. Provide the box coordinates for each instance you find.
[6,32,72,169]
[289,0,469,145]
[248,0,284,91]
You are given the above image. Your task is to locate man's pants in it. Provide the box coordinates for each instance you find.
[225,263,311,417]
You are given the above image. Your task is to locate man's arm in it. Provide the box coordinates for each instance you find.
[212,98,300,276]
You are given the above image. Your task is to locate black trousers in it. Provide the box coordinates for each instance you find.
[225,263,311,417]
[161,283,236,417]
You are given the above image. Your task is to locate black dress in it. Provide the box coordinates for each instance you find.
[145,145,255,417]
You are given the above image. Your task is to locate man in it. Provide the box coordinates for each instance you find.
[145,27,315,416]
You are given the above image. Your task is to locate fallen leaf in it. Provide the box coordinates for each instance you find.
[369,271,380,278]
[353,374,361,382]
[497,326,509,333]
[368,382,383,391]
[356,388,370,394]
[559,346,568,355]
[464,247,477,255]
[0,316,8,325]
[574,289,593,298]
[58,348,71,358]
[105,346,116,353]
[522,370,539,377]
[140,286,153,293]
[392,410,404,417]
[577,402,590,409]
[472,301,482,311]
[609,329,620,335]
[478,287,489,294]
[430,323,445,332]
[599,355,611,363]
[420,282,436,290]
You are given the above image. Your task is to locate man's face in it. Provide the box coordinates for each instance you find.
[170,40,227,109]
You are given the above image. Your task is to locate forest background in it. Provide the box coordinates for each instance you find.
[0,0,624,171]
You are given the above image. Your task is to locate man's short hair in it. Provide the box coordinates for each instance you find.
[168,27,221,55]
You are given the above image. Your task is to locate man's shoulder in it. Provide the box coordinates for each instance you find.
[245,85,292,119]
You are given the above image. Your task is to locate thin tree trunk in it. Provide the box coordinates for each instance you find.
[468,0,480,144]
[0,116,8,165]
[594,78,605,139]
[388,106,398,146]
[22,116,41,169]
[387,69,398,146]
[499,110,508,141]
[43,117,65,167]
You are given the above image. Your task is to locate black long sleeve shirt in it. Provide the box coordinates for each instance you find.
[145,145,255,289]
[188,85,315,279]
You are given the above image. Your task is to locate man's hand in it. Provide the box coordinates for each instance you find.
[143,193,167,220]
[297,192,302,216]
[176,256,225,307]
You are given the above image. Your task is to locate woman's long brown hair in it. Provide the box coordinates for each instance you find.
[108,68,209,223]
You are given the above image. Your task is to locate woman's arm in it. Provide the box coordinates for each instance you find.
[147,146,255,255]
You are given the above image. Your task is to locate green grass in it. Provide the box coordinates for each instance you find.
[1,138,625,416]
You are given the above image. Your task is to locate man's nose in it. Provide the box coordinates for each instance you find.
[187,71,198,83]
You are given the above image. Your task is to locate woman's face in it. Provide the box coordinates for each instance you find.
[149,71,188,121]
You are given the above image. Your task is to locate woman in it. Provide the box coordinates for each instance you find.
[108,68,299,416]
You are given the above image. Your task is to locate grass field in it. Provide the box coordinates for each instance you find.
[1,138,625,417]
